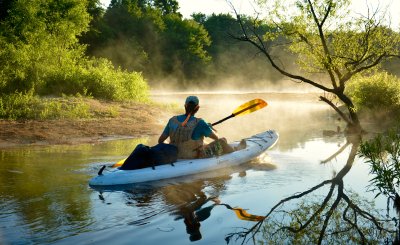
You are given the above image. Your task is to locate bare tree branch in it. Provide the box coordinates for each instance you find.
[307,0,341,87]
[319,96,351,124]
[233,14,335,93]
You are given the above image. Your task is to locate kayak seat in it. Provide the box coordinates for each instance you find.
[234,139,247,151]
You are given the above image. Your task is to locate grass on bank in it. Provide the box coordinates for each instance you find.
[0,91,119,120]
[0,90,179,120]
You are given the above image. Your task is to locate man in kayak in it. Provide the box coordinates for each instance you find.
[158,95,245,159]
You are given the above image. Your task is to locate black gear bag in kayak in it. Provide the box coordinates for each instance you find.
[120,143,178,170]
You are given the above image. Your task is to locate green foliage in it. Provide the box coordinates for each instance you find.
[161,14,211,80]
[80,58,150,101]
[0,90,37,119]
[39,57,149,101]
[191,13,206,25]
[0,0,89,92]
[258,192,392,244]
[81,1,283,88]
[153,0,179,15]
[38,98,91,119]
[79,0,105,48]
[0,0,150,103]
[345,72,400,115]
[359,129,400,201]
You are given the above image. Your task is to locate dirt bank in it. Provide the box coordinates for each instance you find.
[0,101,173,148]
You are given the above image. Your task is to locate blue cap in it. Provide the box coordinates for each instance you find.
[185,96,199,105]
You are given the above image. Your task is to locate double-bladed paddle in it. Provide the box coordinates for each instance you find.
[211,98,268,126]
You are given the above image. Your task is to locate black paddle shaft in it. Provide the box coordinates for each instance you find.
[211,102,262,126]
[211,114,234,126]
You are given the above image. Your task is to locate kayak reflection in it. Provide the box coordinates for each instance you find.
[95,172,266,242]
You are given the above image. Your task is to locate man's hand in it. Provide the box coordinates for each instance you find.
[209,131,219,141]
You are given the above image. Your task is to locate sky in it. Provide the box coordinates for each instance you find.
[99,0,400,30]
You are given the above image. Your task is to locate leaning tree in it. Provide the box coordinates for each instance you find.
[233,0,400,134]
[225,0,400,243]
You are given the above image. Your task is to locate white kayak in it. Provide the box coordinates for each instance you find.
[89,130,279,186]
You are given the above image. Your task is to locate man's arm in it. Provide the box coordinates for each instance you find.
[158,133,169,144]
[208,131,219,141]
[159,118,171,144]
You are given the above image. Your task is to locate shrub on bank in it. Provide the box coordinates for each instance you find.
[0,54,150,119]
[0,44,150,102]
[345,72,400,119]
[39,58,149,102]
[82,58,149,102]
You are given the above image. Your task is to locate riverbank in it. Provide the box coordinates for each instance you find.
[0,100,173,148]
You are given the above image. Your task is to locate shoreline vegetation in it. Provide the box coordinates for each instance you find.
[0,98,175,149]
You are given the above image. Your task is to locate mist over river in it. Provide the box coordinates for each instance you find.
[0,92,388,244]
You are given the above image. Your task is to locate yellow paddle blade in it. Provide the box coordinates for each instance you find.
[232,99,267,117]
[231,208,265,222]
[112,158,126,168]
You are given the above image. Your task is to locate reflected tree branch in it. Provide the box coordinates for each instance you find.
[321,141,351,164]
[318,180,343,244]
[277,183,335,233]
[342,205,366,242]
[225,136,395,244]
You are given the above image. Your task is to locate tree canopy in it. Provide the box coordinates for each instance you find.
[0,0,90,92]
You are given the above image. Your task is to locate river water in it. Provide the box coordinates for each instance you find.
[0,92,388,244]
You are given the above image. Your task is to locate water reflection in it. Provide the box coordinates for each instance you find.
[227,134,394,244]
[0,138,146,244]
